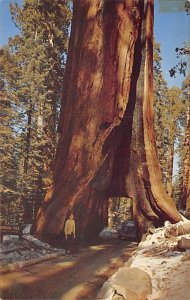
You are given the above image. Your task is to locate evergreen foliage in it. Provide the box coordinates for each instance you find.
[174,76,190,209]
[108,197,133,229]
[0,0,71,224]
[153,41,186,200]
[153,41,169,184]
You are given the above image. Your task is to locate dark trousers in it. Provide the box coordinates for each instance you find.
[66,234,77,254]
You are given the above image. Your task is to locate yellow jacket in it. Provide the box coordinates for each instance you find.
[64,219,75,237]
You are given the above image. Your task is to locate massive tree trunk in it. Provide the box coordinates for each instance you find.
[33,0,181,242]
[182,108,190,217]
[109,0,181,238]
[185,168,190,219]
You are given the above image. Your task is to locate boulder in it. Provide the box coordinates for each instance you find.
[97,280,115,299]
[181,252,190,261]
[185,209,190,220]
[178,237,190,250]
[164,221,190,238]
[178,222,190,235]
[112,267,152,300]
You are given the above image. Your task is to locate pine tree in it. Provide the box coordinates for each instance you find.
[176,76,190,214]
[153,41,169,185]
[0,0,71,224]
[0,46,24,223]
[163,87,184,197]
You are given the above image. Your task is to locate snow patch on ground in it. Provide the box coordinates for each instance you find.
[98,218,190,300]
[129,220,190,300]
[0,226,65,273]
[99,228,118,239]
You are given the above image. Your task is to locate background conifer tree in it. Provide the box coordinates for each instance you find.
[0,0,71,224]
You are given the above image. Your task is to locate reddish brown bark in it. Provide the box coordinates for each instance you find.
[34,0,141,240]
[110,0,181,238]
[33,0,181,242]
[182,108,190,217]
[185,168,190,218]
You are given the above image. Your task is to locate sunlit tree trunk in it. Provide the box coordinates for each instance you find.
[33,0,181,242]
[109,0,181,238]
[166,142,174,197]
[182,108,190,217]
[185,169,190,218]
[21,101,33,223]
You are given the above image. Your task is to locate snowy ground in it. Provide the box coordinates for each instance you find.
[98,218,190,300]
[131,226,190,300]
[0,226,120,275]
[1,222,190,300]
[0,225,65,274]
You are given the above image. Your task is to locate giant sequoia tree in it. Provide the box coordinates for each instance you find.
[183,108,190,217]
[34,0,181,242]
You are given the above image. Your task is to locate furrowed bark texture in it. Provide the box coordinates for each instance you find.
[110,0,180,238]
[186,169,190,218]
[34,0,181,242]
[34,0,141,240]
[183,108,190,217]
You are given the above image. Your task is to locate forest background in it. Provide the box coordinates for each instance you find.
[0,0,189,231]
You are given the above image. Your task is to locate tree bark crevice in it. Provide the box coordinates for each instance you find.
[33,0,181,242]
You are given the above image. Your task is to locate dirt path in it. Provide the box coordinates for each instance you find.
[0,239,137,300]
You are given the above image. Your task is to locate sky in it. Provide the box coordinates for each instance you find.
[0,0,189,89]
[154,0,190,88]
[0,0,23,45]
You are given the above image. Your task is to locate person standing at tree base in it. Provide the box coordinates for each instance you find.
[64,213,77,256]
